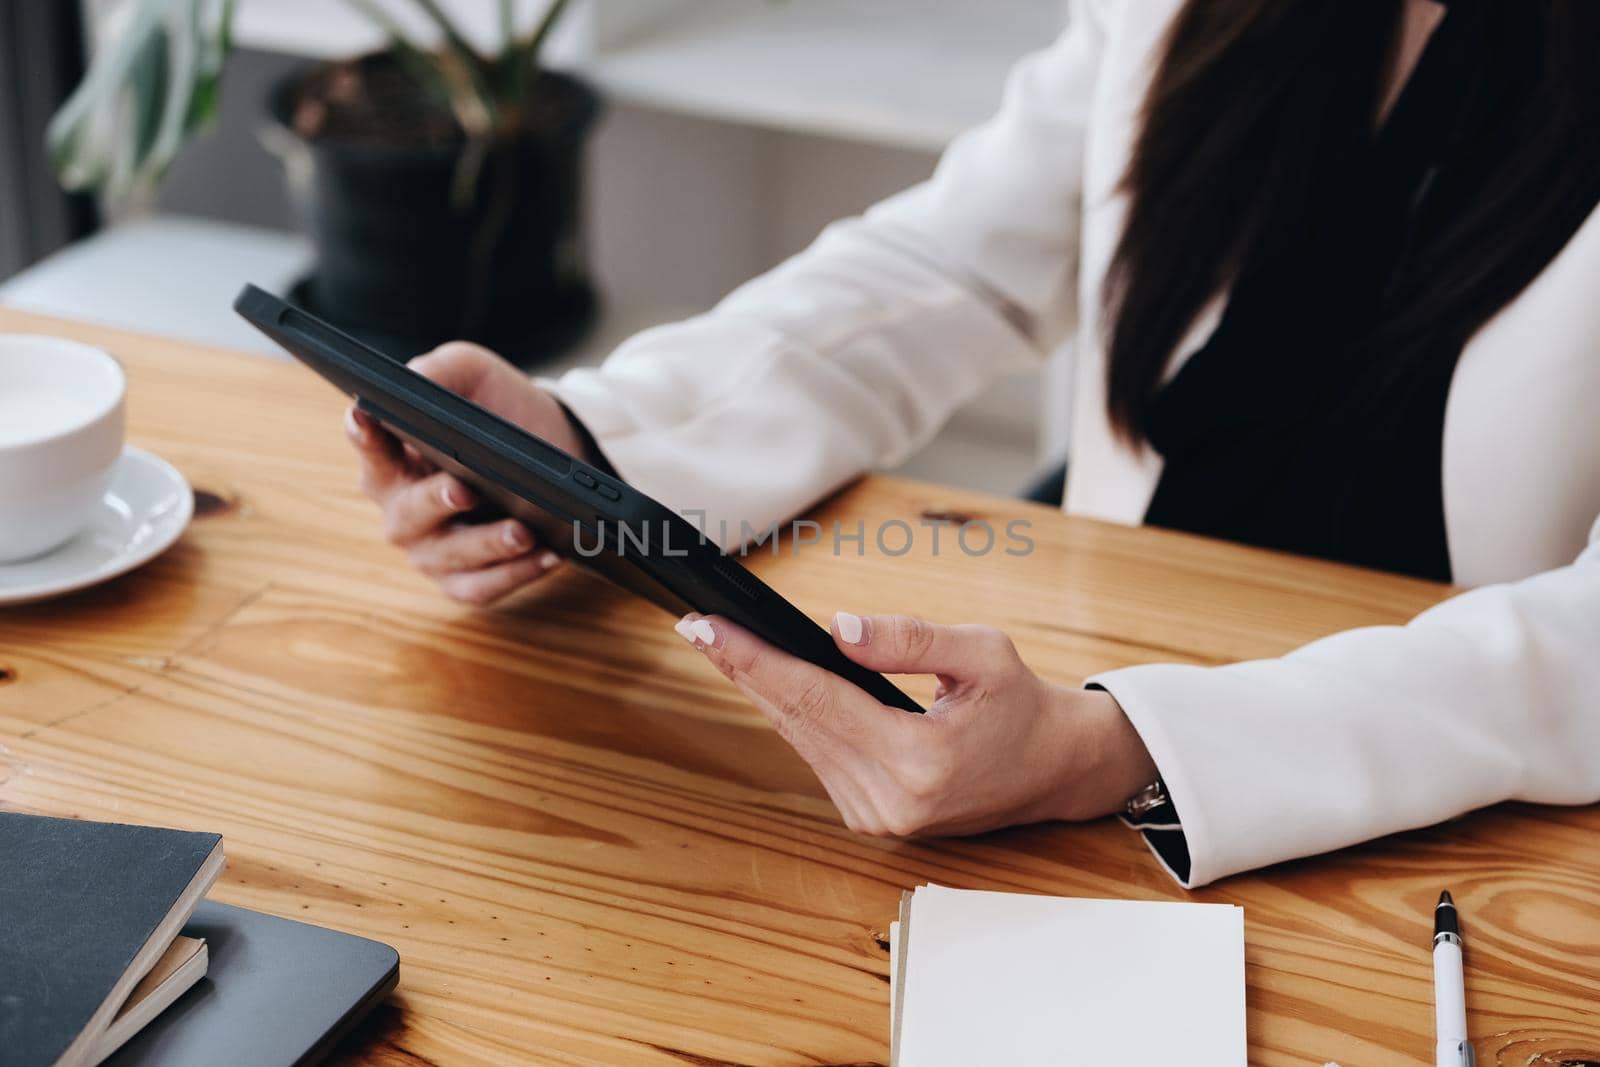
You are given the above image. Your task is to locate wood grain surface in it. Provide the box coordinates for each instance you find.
[1,309,1596,1066]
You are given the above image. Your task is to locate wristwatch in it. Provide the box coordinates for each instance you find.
[1123,778,1170,821]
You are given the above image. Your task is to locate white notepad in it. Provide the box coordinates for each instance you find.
[889,885,1246,1066]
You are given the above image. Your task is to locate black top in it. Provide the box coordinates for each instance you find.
[1142,0,1592,581]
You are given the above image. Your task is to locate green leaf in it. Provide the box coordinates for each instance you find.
[527,0,570,57]
[400,0,500,124]
[500,0,517,51]
[509,0,570,92]
[47,0,236,203]
[129,25,171,164]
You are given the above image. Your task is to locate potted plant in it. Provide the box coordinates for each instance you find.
[48,0,598,364]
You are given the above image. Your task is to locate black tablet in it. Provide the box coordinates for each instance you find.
[234,284,922,714]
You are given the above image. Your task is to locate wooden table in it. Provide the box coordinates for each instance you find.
[2,309,1596,1066]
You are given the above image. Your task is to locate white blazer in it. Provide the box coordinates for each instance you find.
[546,0,1600,886]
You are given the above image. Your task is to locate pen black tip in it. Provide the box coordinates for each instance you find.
[1434,890,1460,941]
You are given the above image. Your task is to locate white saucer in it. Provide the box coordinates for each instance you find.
[0,446,194,606]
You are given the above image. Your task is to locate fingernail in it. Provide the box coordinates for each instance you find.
[834,611,868,645]
[674,616,718,649]
[538,550,559,569]
[502,523,531,551]
[344,408,365,440]
[442,482,472,511]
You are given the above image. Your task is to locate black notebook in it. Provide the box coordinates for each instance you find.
[0,812,224,1067]
[105,901,400,1067]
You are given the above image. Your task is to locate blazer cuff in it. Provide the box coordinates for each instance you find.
[1088,663,1229,888]
[1121,820,1194,888]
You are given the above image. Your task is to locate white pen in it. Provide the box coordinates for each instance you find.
[1433,890,1474,1067]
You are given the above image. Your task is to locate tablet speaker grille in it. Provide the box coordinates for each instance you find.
[713,559,761,602]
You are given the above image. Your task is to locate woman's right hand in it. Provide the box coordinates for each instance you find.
[344,341,590,605]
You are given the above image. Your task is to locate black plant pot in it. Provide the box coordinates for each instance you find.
[268,61,600,366]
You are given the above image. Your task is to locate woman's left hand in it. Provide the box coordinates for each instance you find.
[675,610,1158,837]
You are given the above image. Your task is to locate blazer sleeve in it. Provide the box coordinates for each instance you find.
[1090,514,1600,888]
[541,4,1108,544]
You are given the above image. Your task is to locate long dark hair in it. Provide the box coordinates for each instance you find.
[1103,0,1600,443]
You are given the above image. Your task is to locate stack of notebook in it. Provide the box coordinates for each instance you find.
[0,812,225,1067]
[889,884,1247,1066]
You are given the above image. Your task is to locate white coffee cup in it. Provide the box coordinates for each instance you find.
[0,335,127,562]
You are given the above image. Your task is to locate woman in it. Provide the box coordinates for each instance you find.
[344,0,1600,887]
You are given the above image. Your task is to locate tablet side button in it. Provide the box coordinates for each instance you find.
[596,483,621,501]
[573,470,597,489]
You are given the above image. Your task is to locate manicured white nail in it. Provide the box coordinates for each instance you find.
[538,550,560,569]
[834,611,867,645]
[689,618,717,647]
[674,617,698,643]
[344,408,364,440]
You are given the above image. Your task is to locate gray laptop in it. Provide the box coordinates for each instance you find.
[106,901,399,1066]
